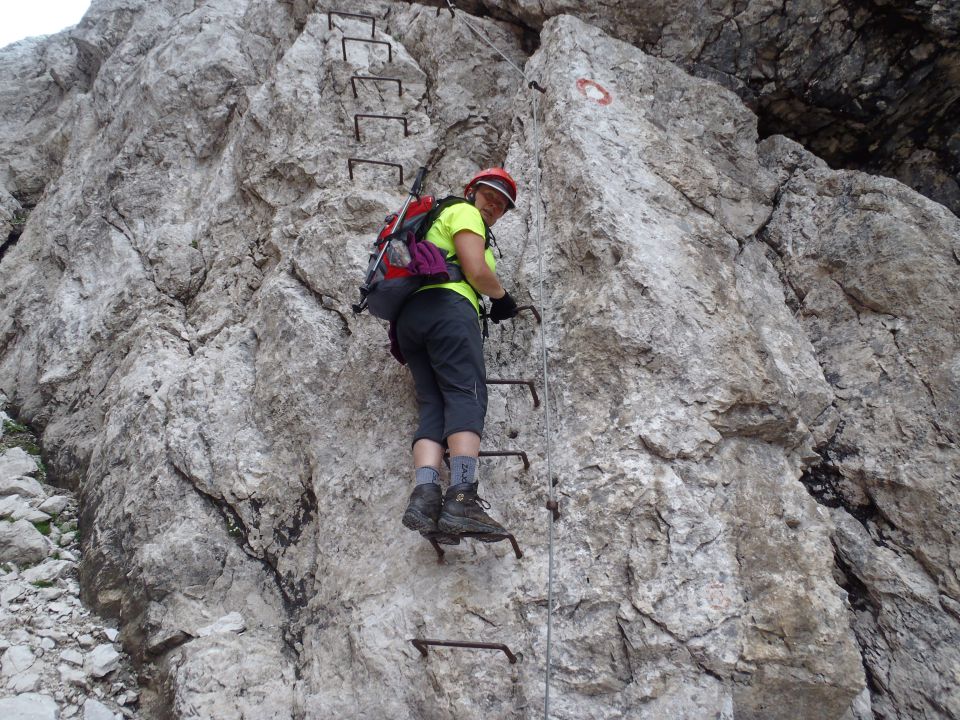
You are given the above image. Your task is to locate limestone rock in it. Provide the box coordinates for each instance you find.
[37,496,70,516]
[85,644,120,678]
[61,648,84,666]
[168,633,296,720]
[0,476,45,498]
[436,0,960,214]
[82,698,116,720]
[195,611,245,638]
[23,560,76,585]
[0,448,39,480]
[0,519,50,565]
[2,645,36,676]
[7,671,42,692]
[0,2,956,719]
[0,693,59,720]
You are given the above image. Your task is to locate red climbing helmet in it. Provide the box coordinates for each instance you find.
[464,167,517,210]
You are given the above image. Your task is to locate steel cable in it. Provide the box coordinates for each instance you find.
[444,3,557,718]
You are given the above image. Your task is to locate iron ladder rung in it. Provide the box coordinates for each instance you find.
[486,378,539,408]
[353,113,409,141]
[479,449,529,471]
[422,530,523,563]
[342,36,393,63]
[410,638,520,664]
[347,158,404,184]
[327,11,377,37]
[350,75,403,98]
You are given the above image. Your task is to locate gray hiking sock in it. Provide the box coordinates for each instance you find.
[449,456,478,487]
[415,466,440,486]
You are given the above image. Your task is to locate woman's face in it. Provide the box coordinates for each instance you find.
[473,185,510,226]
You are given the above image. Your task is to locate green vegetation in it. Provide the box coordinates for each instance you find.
[33,520,52,536]
[1,417,47,481]
[225,515,243,538]
[30,579,55,588]
[3,419,28,434]
[59,519,78,534]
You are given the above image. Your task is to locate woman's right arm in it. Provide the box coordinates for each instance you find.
[453,229,505,299]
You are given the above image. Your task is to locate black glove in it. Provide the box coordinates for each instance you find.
[489,291,519,323]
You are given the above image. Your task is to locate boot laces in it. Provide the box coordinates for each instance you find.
[473,494,492,510]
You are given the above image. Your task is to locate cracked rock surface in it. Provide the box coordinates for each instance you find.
[424,0,960,216]
[0,2,957,719]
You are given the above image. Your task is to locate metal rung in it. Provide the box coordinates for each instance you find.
[516,305,541,323]
[410,639,520,664]
[350,75,403,98]
[328,11,376,37]
[342,36,392,63]
[354,113,409,141]
[486,378,539,408]
[422,531,523,563]
[347,158,404,184]
[479,449,530,471]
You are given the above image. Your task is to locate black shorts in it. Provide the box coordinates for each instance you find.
[395,288,487,443]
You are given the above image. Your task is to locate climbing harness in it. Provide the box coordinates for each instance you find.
[331,6,559,717]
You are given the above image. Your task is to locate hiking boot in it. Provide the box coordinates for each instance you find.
[437,482,508,536]
[402,484,461,545]
[402,483,442,533]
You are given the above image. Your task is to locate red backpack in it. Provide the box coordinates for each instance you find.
[353,194,470,321]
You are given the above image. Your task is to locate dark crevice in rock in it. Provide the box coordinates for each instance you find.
[171,464,307,616]
[800,424,901,556]
[833,545,879,620]
[832,545,887,712]
[833,543,886,718]
[1,206,32,264]
[403,1,542,53]
[274,484,318,552]
[801,459,878,525]
[800,423,873,518]
[289,264,353,335]
[0,233,19,264]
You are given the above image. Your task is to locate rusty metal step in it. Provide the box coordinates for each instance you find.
[410,638,520,664]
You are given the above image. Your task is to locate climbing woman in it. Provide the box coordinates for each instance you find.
[397,167,520,542]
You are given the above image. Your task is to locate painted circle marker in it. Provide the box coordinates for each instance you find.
[576,78,612,106]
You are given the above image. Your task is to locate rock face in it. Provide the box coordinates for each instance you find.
[426,0,960,216]
[0,2,958,719]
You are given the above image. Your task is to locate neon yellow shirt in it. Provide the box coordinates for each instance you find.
[419,202,496,314]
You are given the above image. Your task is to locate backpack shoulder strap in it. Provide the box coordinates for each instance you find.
[419,196,490,248]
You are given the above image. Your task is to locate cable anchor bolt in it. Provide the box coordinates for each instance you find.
[546,498,560,521]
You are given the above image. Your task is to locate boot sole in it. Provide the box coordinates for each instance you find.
[437,512,507,536]
[402,506,437,533]
[421,530,461,546]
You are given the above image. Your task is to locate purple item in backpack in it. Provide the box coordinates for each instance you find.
[406,232,452,280]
